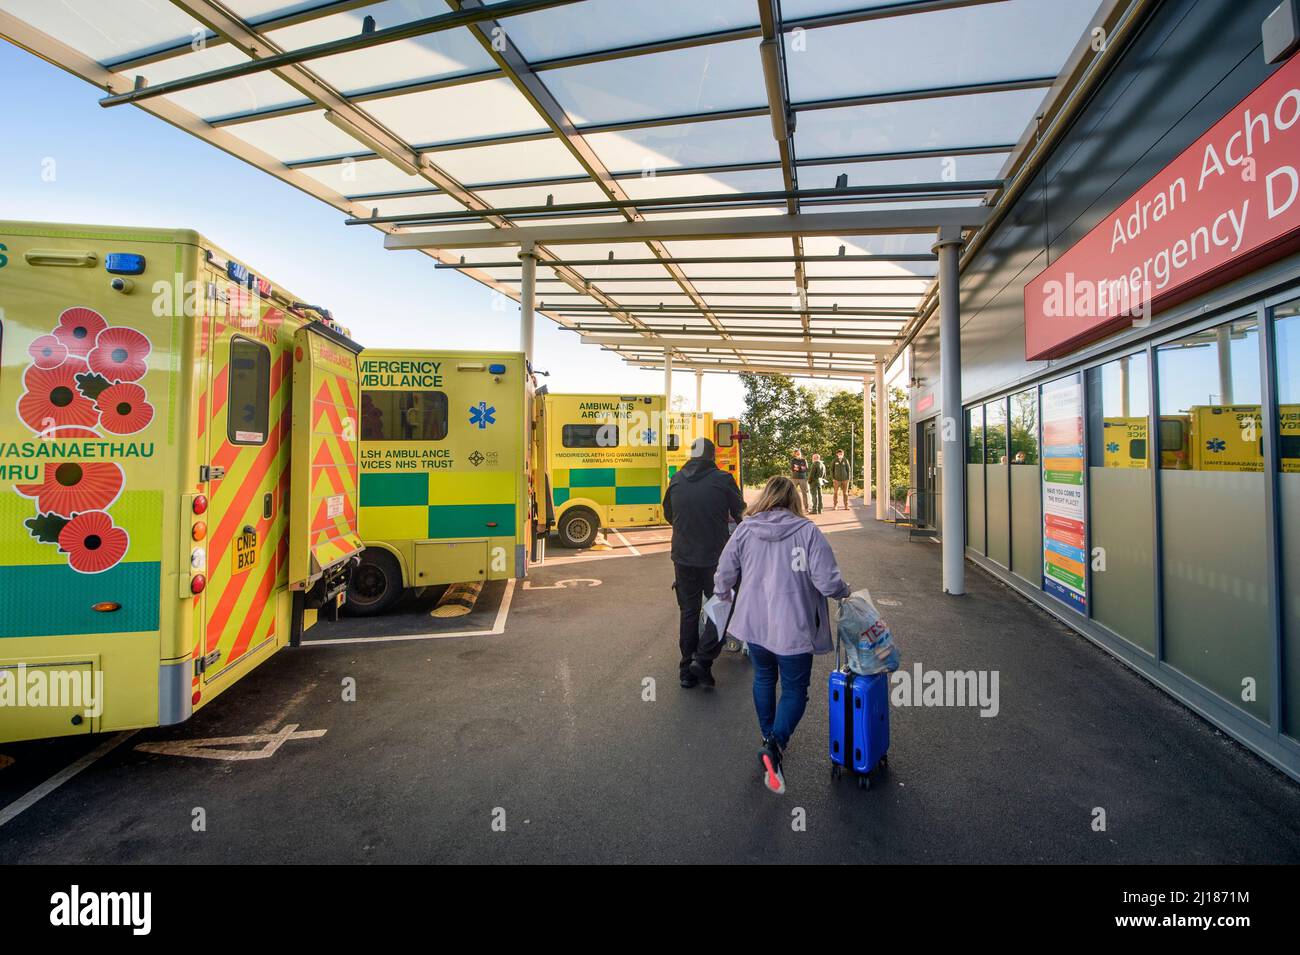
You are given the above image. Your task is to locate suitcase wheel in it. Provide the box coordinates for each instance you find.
[830,763,841,780]
[857,775,870,790]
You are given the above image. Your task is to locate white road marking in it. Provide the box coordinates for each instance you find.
[523,578,601,590]
[304,577,516,646]
[610,527,641,556]
[135,723,325,762]
[0,731,136,828]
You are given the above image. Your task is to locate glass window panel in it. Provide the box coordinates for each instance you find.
[302,157,427,197]
[539,38,763,126]
[136,47,305,119]
[984,400,1007,463]
[798,153,1010,190]
[0,0,204,62]
[431,138,587,183]
[1273,298,1300,739]
[784,1,1095,104]
[1086,353,1155,652]
[1009,388,1041,583]
[985,399,1010,565]
[365,194,469,218]
[966,405,985,553]
[620,169,786,202]
[1158,317,1269,720]
[230,110,365,163]
[794,88,1051,161]
[228,339,271,445]
[365,78,548,146]
[496,0,756,61]
[360,389,449,442]
[585,115,779,172]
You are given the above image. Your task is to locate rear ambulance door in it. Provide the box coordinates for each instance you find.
[608,395,664,527]
[200,283,289,686]
[289,321,363,595]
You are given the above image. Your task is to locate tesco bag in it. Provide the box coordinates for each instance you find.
[837,589,900,676]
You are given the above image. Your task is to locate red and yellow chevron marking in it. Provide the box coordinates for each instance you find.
[302,371,361,576]
[204,342,292,667]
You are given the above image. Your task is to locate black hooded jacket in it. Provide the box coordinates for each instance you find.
[663,456,746,568]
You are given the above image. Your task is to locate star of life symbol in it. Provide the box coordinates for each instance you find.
[469,401,496,429]
[468,450,485,467]
[642,428,656,443]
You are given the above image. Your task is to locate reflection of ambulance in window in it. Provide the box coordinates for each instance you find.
[1101,416,1190,469]
[532,393,666,548]
[0,220,362,743]
[347,350,527,616]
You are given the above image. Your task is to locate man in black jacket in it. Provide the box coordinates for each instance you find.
[663,437,746,688]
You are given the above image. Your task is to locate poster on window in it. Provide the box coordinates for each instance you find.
[1041,374,1087,613]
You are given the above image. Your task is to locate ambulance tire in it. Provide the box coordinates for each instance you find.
[557,508,600,549]
[346,548,404,616]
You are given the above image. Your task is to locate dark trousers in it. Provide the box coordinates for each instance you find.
[809,480,823,513]
[674,562,722,675]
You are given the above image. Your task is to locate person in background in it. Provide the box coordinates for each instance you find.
[663,437,747,689]
[790,449,810,512]
[712,475,851,795]
[808,453,826,514]
[830,448,852,510]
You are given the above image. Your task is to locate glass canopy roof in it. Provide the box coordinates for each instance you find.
[0,0,1110,379]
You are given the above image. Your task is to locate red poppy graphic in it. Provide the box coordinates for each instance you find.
[95,381,154,434]
[53,307,108,358]
[16,460,124,516]
[87,326,151,382]
[18,360,97,432]
[57,511,129,574]
[28,334,68,369]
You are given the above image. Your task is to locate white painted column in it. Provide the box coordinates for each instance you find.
[519,244,536,367]
[863,375,873,506]
[875,363,888,521]
[664,348,673,406]
[935,228,965,595]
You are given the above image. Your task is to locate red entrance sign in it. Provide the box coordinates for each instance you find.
[1025,53,1300,360]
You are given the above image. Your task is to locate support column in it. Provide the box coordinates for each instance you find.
[695,370,703,414]
[664,348,673,407]
[935,227,965,596]
[863,375,872,506]
[875,363,888,521]
[519,244,537,572]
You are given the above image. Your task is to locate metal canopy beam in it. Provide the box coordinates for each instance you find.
[387,208,990,250]
[550,304,912,317]
[584,337,882,355]
[631,361,871,381]
[435,253,935,268]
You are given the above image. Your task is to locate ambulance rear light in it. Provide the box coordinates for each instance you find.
[92,601,121,613]
[192,521,207,542]
[190,574,207,595]
[193,495,208,515]
[105,253,146,275]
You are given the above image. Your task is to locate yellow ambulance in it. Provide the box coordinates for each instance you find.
[1101,415,1190,469]
[666,411,712,479]
[713,416,745,484]
[346,349,528,615]
[0,220,362,743]
[532,392,666,548]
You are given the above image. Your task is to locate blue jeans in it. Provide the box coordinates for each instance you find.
[748,643,814,748]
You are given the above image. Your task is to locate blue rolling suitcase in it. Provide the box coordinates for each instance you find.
[829,667,889,789]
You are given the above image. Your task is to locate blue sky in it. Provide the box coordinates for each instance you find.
[0,39,798,417]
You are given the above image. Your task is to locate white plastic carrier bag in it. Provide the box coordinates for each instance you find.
[837,588,900,676]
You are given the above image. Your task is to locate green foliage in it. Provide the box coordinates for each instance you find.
[737,373,911,493]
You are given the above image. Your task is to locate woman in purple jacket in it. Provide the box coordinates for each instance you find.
[713,475,851,794]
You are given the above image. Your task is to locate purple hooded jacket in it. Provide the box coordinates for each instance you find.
[712,508,851,656]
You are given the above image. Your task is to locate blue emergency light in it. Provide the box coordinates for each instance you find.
[488,363,507,375]
[105,253,146,275]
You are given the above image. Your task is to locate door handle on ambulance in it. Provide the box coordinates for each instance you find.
[24,249,98,267]
[264,493,273,520]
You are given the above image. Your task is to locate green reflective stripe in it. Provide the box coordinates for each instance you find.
[616,486,661,505]
[361,472,428,506]
[552,487,570,506]
[0,562,161,637]
[427,503,516,539]
[568,468,616,487]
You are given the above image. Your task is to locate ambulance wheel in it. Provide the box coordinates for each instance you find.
[346,549,403,616]
[558,509,599,549]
